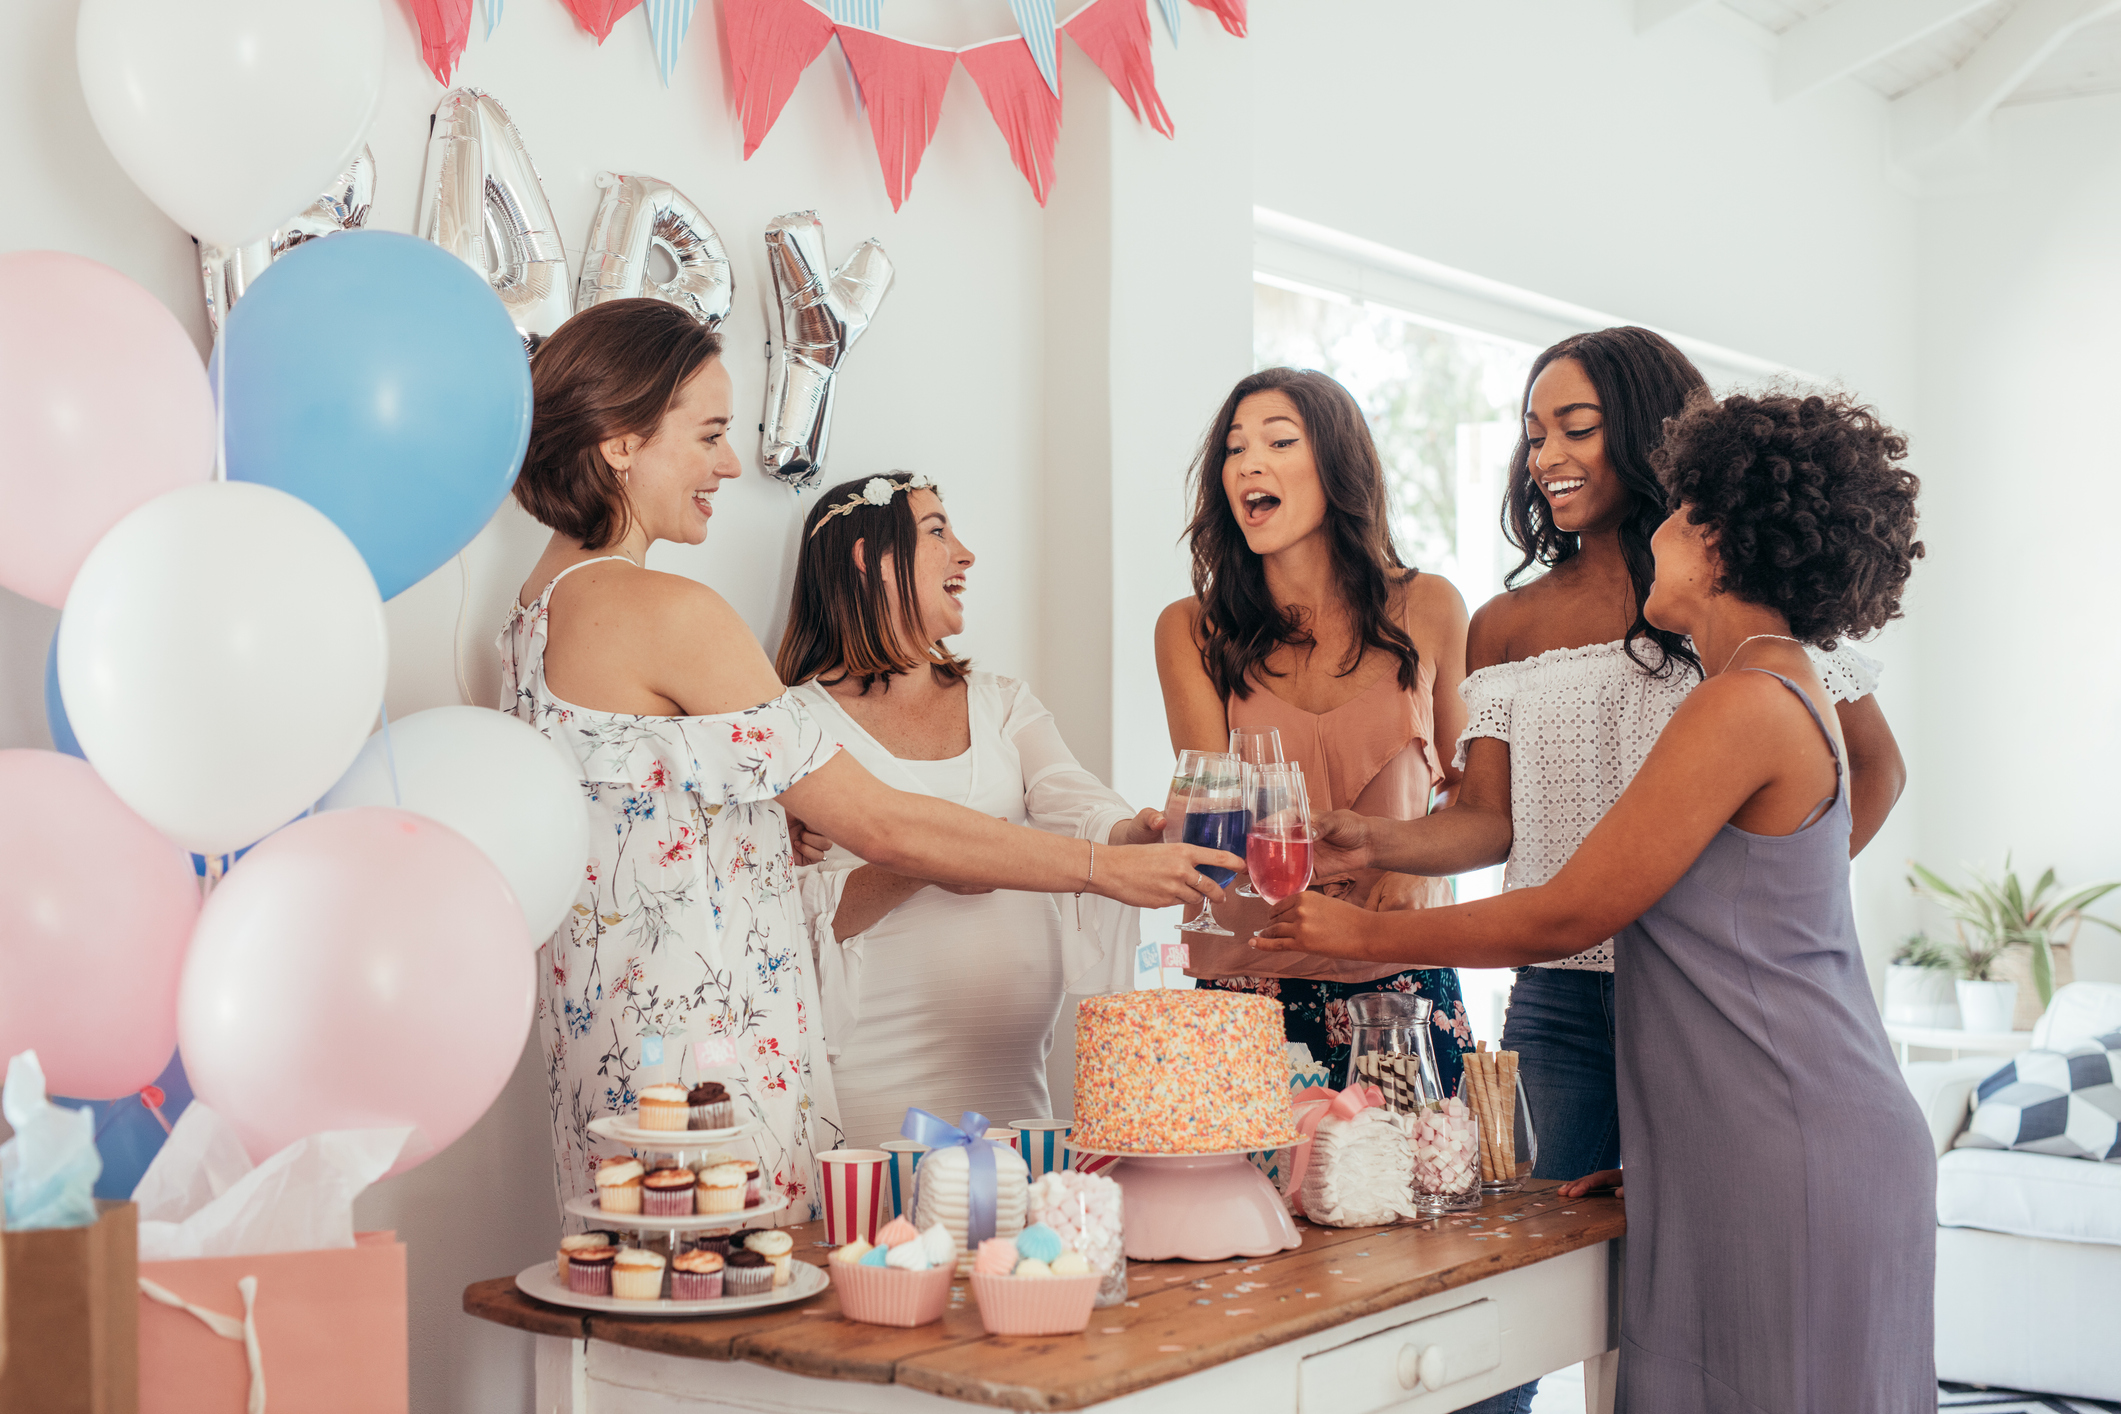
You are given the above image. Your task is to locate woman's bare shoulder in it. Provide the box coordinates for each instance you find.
[1155,595,1207,650]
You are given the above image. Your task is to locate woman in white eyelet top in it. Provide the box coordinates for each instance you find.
[1461,638,1881,971]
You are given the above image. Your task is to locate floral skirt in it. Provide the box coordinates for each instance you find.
[1197,969,1471,1101]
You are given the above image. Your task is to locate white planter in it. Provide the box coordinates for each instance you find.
[1954,979,2020,1034]
[1884,965,1960,1027]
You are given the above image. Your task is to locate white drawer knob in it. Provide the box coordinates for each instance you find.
[1395,1343,1449,1391]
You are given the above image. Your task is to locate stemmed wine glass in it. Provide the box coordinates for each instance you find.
[1226,726,1285,897]
[1245,763,1315,907]
[1166,751,1248,936]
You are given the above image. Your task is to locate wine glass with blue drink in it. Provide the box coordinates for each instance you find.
[1171,751,1248,936]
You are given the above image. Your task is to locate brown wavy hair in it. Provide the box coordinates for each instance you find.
[1183,367,1420,701]
[514,299,723,550]
[1653,388,1922,647]
[775,473,972,695]
[1504,327,1706,680]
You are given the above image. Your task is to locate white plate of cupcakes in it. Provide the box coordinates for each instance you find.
[589,1081,755,1146]
[521,1229,826,1315]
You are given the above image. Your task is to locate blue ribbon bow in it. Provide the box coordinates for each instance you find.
[900,1107,1001,1246]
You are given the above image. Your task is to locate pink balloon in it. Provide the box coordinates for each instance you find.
[0,750,199,1098]
[178,807,533,1175]
[0,251,214,607]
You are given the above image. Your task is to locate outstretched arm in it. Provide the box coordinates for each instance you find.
[1255,669,1829,967]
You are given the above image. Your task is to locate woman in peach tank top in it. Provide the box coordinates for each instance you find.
[1155,368,1472,1093]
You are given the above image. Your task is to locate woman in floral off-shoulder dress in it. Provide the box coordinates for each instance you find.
[505,300,1242,1219]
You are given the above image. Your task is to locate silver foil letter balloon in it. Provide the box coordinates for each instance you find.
[761,211,893,490]
[574,172,733,328]
[199,147,376,335]
[414,89,571,353]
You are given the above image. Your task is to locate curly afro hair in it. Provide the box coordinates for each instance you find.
[1652,388,1922,648]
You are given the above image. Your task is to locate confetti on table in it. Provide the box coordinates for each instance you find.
[1241,1264,1262,1273]
[1100,1327,1125,1334]
[1327,1269,1343,1275]
[1158,1345,1186,1352]
[1124,1301,1140,1308]
[1304,1292,1321,1299]
[1563,1210,1577,1215]
[1194,1299,1212,1306]
[1226,1308,1252,1316]
[1163,1276,1188,1283]
[1340,1277,1362,1283]
[1530,1233,1545,1238]
[1355,1251,1370,1256]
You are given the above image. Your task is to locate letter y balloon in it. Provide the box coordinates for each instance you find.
[761,211,893,490]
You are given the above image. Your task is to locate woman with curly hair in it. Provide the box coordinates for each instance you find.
[1259,388,1936,1412]
[1154,366,1473,1093]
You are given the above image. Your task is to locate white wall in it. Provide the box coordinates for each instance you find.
[1910,93,2121,986]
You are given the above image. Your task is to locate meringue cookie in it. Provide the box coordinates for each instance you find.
[1013,1222,1062,1264]
[875,1216,921,1249]
[919,1221,955,1267]
[1300,1108,1418,1227]
[974,1238,1019,1276]
[1012,1258,1053,1279]
[1049,1250,1091,1276]
[885,1240,932,1271]
[858,1243,890,1267]
[830,1239,873,1267]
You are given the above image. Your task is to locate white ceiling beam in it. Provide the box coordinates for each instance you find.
[1636,0,1718,33]
[1893,0,2121,162]
[1774,0,1995,101]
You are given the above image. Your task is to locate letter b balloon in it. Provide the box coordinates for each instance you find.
[217,230,533,599]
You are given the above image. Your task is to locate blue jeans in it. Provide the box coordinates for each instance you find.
[1452,967,1621,1414]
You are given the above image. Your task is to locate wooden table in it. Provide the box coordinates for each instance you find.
[465,1181,1624,1413]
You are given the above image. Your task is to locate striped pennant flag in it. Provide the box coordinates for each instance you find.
[485,0,502,38]
[824,0,882,109]
[1006,0,1060,96]
[1155,0,1181,44]
[643,0,698,85]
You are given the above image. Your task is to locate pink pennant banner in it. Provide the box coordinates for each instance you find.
[562,0,646,42]
[1063,0,1171,137]
[1189,0,1246,37]
[727,0,839,158]
[410,0,474,85]
[959,33,1063,205]
[836,26,957,210]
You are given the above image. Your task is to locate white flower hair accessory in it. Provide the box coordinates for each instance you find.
[808,473,938,538]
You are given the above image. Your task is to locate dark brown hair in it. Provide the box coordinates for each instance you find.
[1654,388,1922,647]
[775,474,972,695]
[514,299,723,549]
[1505,327,1707,680]
[1183,367,1420,701]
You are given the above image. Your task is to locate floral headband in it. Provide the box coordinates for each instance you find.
[806,473,939,539]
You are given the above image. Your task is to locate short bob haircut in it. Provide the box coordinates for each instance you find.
[514,298,723,550]
[775,473,972,695]
[1182,367,1422,702]
[1652,387,1923,648]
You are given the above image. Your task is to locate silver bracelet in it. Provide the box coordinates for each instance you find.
[1073,840,1095,928]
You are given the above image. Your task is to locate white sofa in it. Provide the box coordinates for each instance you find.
[1901,981,2121,1401]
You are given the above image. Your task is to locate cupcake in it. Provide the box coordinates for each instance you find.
[686,1234,732,1258]
[737,1158,763,1207]
[723,1249,773,1297]
[637,1083,689,1132]
[745,1229,794,1286]
[611,1247,666,1301]
[558,1231,618,1275]
[594,1158,645,1214]
[671,1249,725,1301]
[686,1081,733,1130]
[697,1163,746,1214]
[566,1244,616,1296]
[642,1165,698,1217]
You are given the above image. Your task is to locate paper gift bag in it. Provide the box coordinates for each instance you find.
[0,1199,140,1414]
[137,1230,406,1414]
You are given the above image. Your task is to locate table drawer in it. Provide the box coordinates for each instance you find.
[1298,1299,1499,1413]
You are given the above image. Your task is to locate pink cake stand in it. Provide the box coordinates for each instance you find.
[1078,1148,1304,1261]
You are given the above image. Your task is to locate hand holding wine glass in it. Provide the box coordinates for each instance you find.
[1169,750,1249,936]
[1246,763,1315,907]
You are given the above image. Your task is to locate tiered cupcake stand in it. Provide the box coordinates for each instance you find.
[514,1114,826,1316]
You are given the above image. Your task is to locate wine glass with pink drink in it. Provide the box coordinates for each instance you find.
[1226,726,1285,897]
[1245,762,1314,908]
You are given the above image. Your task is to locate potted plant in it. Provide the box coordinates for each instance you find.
[1882,933,1959,1028]
[1908,857,2120,1033]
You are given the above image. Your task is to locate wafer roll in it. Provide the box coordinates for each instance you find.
[1499,1050,1520,1178]
[1475,1053,1508,1181]
[1466,1051,1502,1182]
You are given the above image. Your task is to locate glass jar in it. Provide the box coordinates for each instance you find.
[1343,991,1444,1113]
[1409,1100,1482,1214]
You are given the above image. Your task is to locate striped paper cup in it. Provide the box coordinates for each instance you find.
[1009,1119,1072,1180]
[880,1140,926,1219]
[819,1148,888,1247]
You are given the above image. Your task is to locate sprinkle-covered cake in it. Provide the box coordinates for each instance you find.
[1071,991,1301,1154]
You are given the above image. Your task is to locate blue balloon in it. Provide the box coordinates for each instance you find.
[214,229,533,599]
[43,628,84,759]
[53,1050,194,1201]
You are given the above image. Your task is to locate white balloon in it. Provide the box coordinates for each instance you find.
[58,483,387,855]
[76,0,386,249]
[319,706,590,944]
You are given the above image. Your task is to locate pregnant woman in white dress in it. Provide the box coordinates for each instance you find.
[777,474,1161,1146]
